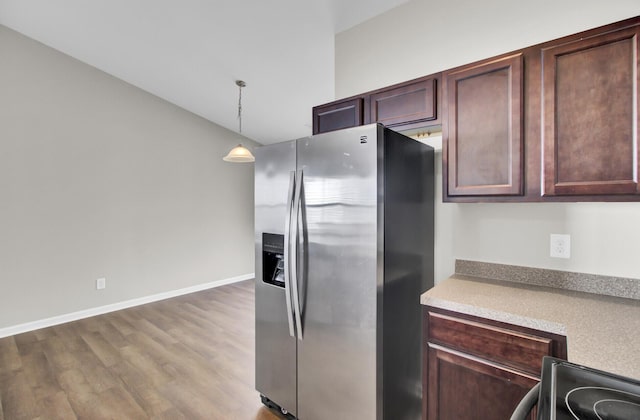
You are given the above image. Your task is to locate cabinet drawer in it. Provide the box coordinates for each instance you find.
[426,311,552,375]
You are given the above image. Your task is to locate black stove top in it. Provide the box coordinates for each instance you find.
[538,357,640,420]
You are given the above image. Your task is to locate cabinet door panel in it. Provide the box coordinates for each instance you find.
[312,98,364,134]
[427,344,537,420]
[444,54,524,196]
[370,78,438,127]
[542,27,640,196]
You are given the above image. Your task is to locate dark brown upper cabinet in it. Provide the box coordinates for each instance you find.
[312,97,365,135]
[312,74,441,135]
[311,16,640,202]
[442,16,640,202]
[541,24,640,197]
[369,77,439,129]
[443,53,524,198]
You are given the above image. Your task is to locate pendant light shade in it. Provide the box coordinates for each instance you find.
[223,80,255,163]
[223,144,255,162]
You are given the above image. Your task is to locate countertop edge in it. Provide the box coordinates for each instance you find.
[421,295,567,336]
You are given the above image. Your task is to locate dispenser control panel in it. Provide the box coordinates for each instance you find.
[262,233,285,288]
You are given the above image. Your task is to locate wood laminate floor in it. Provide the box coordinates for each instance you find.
[0,280,283,420]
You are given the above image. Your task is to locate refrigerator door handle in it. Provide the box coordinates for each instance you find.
[283,170,296,338]
[291,169,304,340]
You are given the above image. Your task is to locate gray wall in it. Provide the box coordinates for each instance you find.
[335,1,640,283]
[0,25,257,329]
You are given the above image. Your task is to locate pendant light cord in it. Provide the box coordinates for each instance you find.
[236,80,245,135]
[238,84,242,134]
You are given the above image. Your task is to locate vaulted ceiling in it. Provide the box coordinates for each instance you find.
[0,0,408,145]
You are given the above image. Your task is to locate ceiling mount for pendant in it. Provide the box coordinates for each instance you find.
[223,79,255,163]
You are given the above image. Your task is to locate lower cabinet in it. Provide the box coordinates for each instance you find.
[423,307,567,420]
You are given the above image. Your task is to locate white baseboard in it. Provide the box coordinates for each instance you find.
[0,273,254,339]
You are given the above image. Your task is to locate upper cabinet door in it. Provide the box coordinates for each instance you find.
[369,77,439,128]
[312,97,365,135]
[444,53,524,197]
[542,25,640,196]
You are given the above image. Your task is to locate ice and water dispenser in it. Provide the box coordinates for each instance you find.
[262,233,285,287]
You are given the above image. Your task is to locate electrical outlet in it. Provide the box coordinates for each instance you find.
[550,234,571,259]
[96,277,106,290]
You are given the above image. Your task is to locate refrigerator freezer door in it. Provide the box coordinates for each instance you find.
[296,125,380,420]
[255,140,297,417]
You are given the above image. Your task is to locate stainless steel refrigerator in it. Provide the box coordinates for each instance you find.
[255,124,434,420]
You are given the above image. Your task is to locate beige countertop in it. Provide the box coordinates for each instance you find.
[421,274,640,380]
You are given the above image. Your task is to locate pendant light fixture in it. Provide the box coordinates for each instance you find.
[223,80,255,163]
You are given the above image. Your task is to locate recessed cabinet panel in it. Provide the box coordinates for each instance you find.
[456,68,510,186]
[444,54,524,197]
[427,345,537,420]
[542,27,640,196]
[312,98,364,134]
[370,78,438,127]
